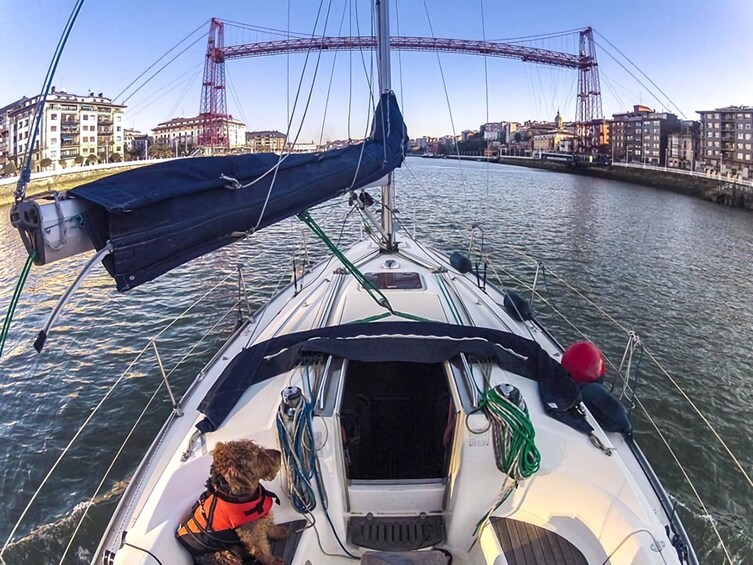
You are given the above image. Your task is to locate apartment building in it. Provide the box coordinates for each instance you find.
[245,130,286,153]
[667,121,700,171]
[696,106,753,179]
[152,115,246,149]
[610,105,680,166]
[6,88,126,169]
[0,97,28,166]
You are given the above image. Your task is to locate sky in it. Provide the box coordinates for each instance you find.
[1,0,752,141]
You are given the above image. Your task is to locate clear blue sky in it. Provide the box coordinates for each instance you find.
[1,0,751,140]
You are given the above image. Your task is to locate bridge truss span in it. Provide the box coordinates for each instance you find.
[198,20,603,152]
[221,36,580,69]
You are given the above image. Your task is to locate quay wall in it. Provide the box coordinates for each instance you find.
[0,160,172,208]
[495,156,753,211]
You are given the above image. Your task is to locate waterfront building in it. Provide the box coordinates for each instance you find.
[245,130,286,153]
[532,129,577,153]
[610,105,680,166]
[696,106,753,180]
[667,121,700,171]
[152,115,246,150]
[5,88,126,170]
[0,97,28,168]
[124,128,150,160]
[482,121,519,146]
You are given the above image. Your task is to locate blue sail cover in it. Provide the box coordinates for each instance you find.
[70,92,407,291]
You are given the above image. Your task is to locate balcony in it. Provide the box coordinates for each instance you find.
[61,141,78,147]
[98,127,113,135]
[61,124,79,133]
[98,118,113,126]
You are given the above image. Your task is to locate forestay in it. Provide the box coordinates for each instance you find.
[70,92,407,291]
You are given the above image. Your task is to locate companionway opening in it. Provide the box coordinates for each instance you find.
[340,360,454,481]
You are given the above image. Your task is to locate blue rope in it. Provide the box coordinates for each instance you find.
[276,370,358,559]
[15,0,86,202]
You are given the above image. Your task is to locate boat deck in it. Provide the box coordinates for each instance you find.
[492,517,588,565]
[271,520,308,562]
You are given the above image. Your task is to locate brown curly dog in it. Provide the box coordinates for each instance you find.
[176,439,288,565]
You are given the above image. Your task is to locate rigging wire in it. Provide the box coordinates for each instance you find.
[593,38,682,118]
[479,0,490,199]
[482,254,736,562]
[225,68,250,128]
[318,0,350,147]
[165,65,203,123]
[0,273,236,559]
[222,19,312,40]
[125,64,204,120]
[14,0,86,203]
[420,0,468,202]
[120,33,208,106]
[112,19,209,102]
[489,28,583,44]
[593,29,686,119]
[493,243,753,493]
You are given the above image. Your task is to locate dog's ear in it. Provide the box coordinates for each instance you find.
[257,448,282,481]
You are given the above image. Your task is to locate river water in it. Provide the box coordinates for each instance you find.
[0,158,751,564]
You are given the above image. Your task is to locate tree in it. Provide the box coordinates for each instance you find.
[59,159,67,169]
[86,154,99,165]
[3,160,17,177]
[74,154,84,166]
[40,157,53,170]
[109,152,122,163]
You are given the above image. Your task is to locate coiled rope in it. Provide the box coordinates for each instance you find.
[276,369,358,559]
[472,385,541,539]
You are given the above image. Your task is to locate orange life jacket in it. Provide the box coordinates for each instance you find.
[176,484,280,556]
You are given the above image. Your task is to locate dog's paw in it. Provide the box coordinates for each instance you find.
[266,524,289,540]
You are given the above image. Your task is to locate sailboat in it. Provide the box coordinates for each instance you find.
[4,1,702,564]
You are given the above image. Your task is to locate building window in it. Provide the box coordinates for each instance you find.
[51,125,57,132]
[738,133,744,139]
[51,114,58,120]
[116,115,122,122]
[737,153,744,160]
[50,138,57,145]
[746,124,752,130]
[116,126,121,132]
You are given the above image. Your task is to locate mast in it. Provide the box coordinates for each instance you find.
[375,0,395,250]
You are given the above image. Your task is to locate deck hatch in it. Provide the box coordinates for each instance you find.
[364,272,424,290]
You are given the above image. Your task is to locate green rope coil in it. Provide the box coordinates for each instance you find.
[484,386,541,479]
[0,251,36,359]
[472,385,541,539]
